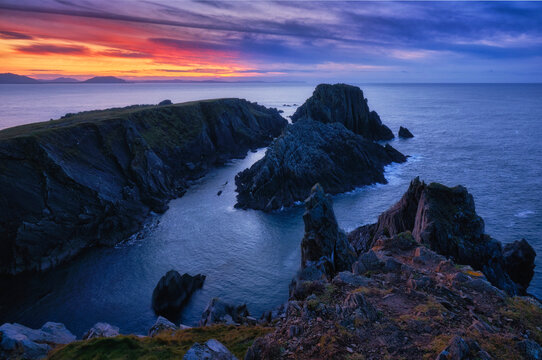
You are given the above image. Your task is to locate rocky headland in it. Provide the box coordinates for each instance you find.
[6,179,537,360]
[0,99,287,274]
[235,84,406,211]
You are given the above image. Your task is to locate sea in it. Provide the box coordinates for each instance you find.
[0,82,541,336]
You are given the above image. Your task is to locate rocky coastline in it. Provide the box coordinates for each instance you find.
[0,99,287,275]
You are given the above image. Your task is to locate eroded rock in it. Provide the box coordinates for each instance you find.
[152,270,205,320]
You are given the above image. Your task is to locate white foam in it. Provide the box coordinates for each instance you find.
[515,210,535,218]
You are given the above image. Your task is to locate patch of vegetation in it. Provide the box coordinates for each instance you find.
[48,325,272,360]
[422,334,453,360]
[468,330,518,359]
[500,297,542,344]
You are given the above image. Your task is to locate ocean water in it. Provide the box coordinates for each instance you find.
[0,83,541,337]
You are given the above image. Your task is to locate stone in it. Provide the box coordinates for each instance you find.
[503,239,536,292]
[0,322,75,360]
[183,339,237,360]
[148,316,178,337]
[517,339,542,360]
[200,298,250,326]
[152,270,205,319]
[398,126,414,138]
[234,120,406,211]
[332,271,372,287]
[82,322,120,340]
[291,83,394,141]
[352,250,384,275]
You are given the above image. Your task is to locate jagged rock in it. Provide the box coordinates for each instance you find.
[352,250,384,275]
[398,126,414,138]
[199,298,250,326]
[435,336,491,360]
[332,271,372,287]
[152,270,205,319]
[517,339,542,360]
[503,239,536,292]
[148,316,178,337]
[291,83,394,140]
[235,120,406,211]
[183,339,237,360]
[301,184,356,277]
[349,177,536,295]
[0,99,287,275]
[0,322,75,360]
[82,322,119,340]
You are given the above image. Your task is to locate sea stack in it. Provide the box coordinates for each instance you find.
[398,126,414,138]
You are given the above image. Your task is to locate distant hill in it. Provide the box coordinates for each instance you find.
[0,73,40,84]
[47,77,80,83]
[83,76,126,83]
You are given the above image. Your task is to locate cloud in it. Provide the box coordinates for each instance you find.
[0,30,33,40]
[99,49,152,58]
[15,44,90,55]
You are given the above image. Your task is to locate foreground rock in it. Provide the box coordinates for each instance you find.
[247,185,541,359]
[348,177,536,295]
[152,270,205,320]
[0,322,75,359]
[398,126,414,138]
[291,83,394,141]
[199,298,253,326]
[0,99,286,275]
[82,322,119,340]
[148,316,178,337]
[235,120,406,211]
[183,339,238,360]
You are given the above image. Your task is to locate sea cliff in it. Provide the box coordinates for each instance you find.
[0,99,287,274]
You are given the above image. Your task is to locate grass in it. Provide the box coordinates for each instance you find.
[499,296,542,344]
[48,325,272,360]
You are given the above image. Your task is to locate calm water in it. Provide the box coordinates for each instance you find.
[0,83,541,337]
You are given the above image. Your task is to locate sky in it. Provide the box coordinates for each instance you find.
[0,0,541,82]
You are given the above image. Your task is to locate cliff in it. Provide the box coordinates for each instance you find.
[0,99,287,275]
[291,83,394,141]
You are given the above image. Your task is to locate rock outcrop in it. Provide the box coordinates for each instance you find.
[82,322,119,340]
[349,177,536,295]
[235,120,406,211]
[199,298,252,326]
[148,316,178,337]
[152,270,205,320]
[183,339,238,360]
[0,99,287,275]
[291,84,394,141]
[398,126,414,138]
[0,322,75,360]
[301,184,356,276]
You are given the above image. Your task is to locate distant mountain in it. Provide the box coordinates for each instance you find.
[0,73,40,84]
[47,77,79,83]
[83,76,126,83]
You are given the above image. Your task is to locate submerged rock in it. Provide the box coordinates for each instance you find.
[0,98,287,275]
[183,339,238,360]
[152,270,205,320]
[199,298,250,326]
[0,322,75,360]
[291,83,394,141]
[398,126,414,138]
[235,120,406,211]
[349,177,536,295]
[82,322,120,340]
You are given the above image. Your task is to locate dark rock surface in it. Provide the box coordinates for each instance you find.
[235,120,406,211]
[199,298,251,326]
[152,270,205,319]
[0,99,286,274]
[398,126,414,138]
[82,322,120,340]
[291,83,394,141]
[349,177,536,295]
[183,339,238,360]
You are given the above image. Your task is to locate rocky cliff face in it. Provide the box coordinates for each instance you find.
[348,177,536,295]
[291,84,394,141]
[0,99,287,275]
[235,120,406,211]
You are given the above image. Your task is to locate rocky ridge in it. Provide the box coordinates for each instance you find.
[0,99,287,274]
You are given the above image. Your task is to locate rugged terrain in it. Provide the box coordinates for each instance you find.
[0,99,287,274]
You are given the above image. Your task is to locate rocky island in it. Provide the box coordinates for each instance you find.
[235,84,406,211]
[0,99,287,274]
[6,179,537,360]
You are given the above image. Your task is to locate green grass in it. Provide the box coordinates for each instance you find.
[48,325,272,360]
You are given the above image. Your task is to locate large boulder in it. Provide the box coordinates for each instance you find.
[183,339,237,360]
[235,120,406,211]
[301,184,356,276]
[349,177,536,295]
[152,270,205,319]
[82,322,119,340]
[199,298,250,326]
[398,126,414,138]
[291,83,394,141]
[0,322,75,360]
